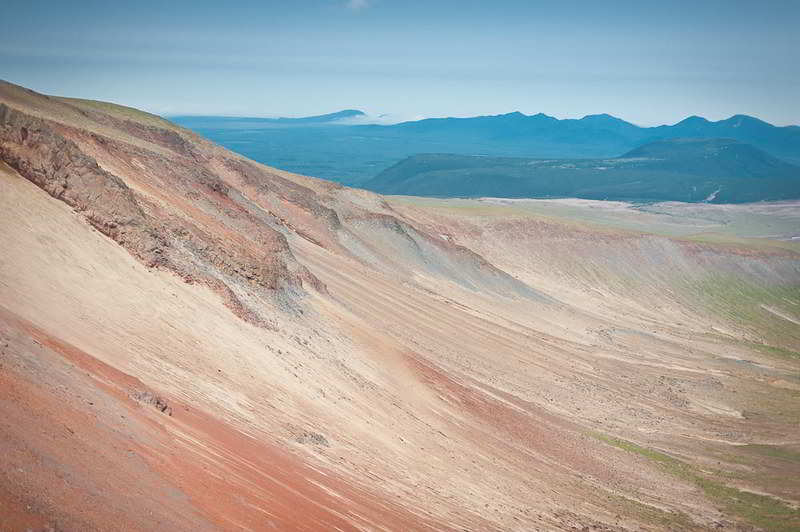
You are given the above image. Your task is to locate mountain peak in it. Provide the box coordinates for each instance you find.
[676,115,709,126]
[580,113,616,120]
[579,113,635,126]
[721,114,770,128]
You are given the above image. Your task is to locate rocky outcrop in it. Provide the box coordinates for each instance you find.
[0,103,323,324]
[0,104,168,267]
[131,389,173,416]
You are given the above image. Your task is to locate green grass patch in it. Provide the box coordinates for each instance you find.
[694,276,800,348]
[742,444,800,465]
[594,433,694,480]
[608,491,696,530]
[744,341,800,362]
[593,433,800,532]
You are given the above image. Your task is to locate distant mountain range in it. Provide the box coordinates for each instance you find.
[365,138,800,203]
[355,111,800,163]
[172,111,800,197]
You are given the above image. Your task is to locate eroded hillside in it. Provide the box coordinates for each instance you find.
[1,80,799,531]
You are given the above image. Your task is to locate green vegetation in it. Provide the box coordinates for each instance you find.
[593,433,800,532]
[608,491,696,530]
[742,444,800,465]
[365,140,800,203]
[694,276,800,349]
[743,341,800,362]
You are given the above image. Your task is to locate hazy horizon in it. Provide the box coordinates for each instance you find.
[3,0,799,126]
[163,109,795,129]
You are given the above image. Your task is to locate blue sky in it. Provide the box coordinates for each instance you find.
[2,0,798,125]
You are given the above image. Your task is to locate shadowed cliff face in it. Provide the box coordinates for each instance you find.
[0,103,165,265]
[1,80,799,531]
[0,100,322,327]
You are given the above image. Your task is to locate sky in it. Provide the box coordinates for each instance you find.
[2,0,799,125]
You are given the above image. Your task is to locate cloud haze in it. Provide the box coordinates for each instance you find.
[345,0,370,10]
[1,0,798,125]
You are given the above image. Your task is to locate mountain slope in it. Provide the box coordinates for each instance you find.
[2,80,800,531]
[366,138,800,203]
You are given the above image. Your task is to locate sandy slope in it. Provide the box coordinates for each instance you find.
[1,80,799,531]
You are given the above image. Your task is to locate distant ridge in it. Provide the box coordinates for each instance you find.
[171,109,365,128]
[365,138,800,203]
[271,109,365,123]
